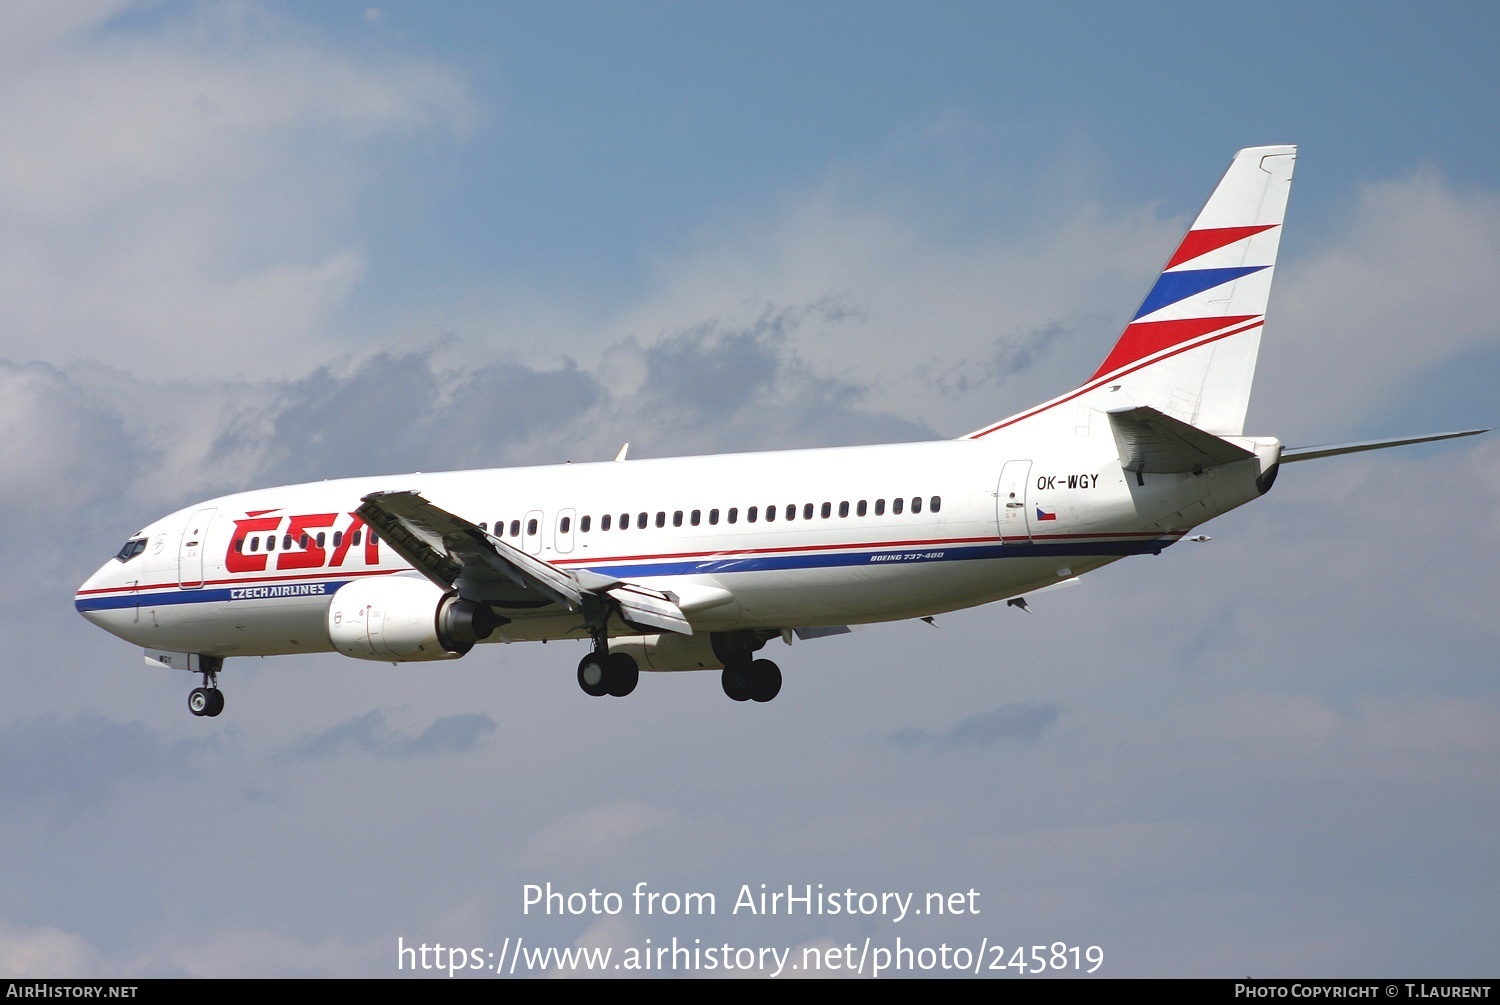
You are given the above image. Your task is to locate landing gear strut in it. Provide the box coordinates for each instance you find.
[187,666,224,717]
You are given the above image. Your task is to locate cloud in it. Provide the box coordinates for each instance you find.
[0,715,206,806]
[516,801,681,870]
[289,710,496,760]
[0,920,101,979]
[890,702,1061,750]
[0,360,142,526]
[1257,171,1500,439]
[0,1,472,377]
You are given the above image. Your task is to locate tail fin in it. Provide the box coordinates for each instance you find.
[1092,145,1295,434]
[965,145,1294,441]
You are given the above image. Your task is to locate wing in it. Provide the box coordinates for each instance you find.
[354,490,690,636]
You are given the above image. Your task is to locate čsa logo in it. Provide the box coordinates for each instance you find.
[225,511,380,573]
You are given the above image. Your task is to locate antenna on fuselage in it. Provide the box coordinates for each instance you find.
[614,442,629,462]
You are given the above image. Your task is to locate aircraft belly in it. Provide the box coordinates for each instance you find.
[98,593,336,658]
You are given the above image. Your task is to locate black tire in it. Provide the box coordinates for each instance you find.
[188,687,210,716]
[749,659,782,702]
[577,654,609,697]
[205,688,225,717]
[721,662,753,701]
[604,652,639,697]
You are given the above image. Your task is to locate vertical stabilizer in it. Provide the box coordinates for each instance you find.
[1091,145,1294,434]
[966,145,1295,441]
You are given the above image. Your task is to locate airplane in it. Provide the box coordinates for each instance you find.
[75,145,1486,717]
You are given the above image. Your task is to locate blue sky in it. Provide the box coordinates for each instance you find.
[1,0,1497,977]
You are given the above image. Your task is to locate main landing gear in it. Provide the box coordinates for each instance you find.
[721,658,781,703]
[713,631,781,702]
[187,666,224,717]
[577,650,639,698]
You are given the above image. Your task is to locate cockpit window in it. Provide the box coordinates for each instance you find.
[115,537,148,563]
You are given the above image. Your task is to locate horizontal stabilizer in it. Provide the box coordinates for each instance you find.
[1108,405,1255,474]
[1282,428,1489,463]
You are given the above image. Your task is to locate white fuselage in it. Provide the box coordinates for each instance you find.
[75,428,1276,664]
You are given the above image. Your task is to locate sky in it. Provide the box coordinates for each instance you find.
[2,0,1498,978]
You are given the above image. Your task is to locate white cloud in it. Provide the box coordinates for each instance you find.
[517,801,681,870]
[0,2,471,376]
[1258,172,1500,438]
[0,920,100,978]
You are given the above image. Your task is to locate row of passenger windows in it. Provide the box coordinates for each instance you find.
[478,496,942,539]
[233,528,378,554]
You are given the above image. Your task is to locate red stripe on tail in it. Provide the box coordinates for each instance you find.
[1091,315,1256,381]
[1163,225,1278,270]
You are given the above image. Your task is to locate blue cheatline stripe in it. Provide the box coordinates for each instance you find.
[76,580,352,613]
[76,538,1173,613]
[1133,266,1267,320]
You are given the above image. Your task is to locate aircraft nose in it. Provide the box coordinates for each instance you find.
[75,561,120,626]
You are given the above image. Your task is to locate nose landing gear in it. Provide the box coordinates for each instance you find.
[187,661,225,717]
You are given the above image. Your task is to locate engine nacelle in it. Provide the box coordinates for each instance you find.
[610,633,723,672]
[327,577,500,662]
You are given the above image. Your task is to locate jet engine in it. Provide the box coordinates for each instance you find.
[327,577,501,662]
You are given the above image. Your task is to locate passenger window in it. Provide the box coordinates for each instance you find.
[893,498,904,515]
[299,534,309,548]
[765,504,775,522]
[316,532,325,548]
[820,502,831,519]
[637,512,648,530]
[581,515,591,532]
[233,538,243,554]
[673,511,683,527]
[691,510,701,526]
[728,507,738,524]
[283,535,293,550]
[875,499,885,516]
[333,531,343,548]
[857,500,867,516]
[353,530,362,546]
[267,536,276,551]
[248,537,259,553]
[747,506,758,523]
[619,513,629,530]
[931,496,941,513]
[803,503,814,520]
[602,514,612,531]
[838,501,849,517]
[559,516,571,534]
[370,532,379,545]
[527,518,539,535]
[709,509,720,525]
[912,496,922,514]
[510,520,521,537]
[786,504,796,521]
[655,511,665,528]
[478,522,487,532]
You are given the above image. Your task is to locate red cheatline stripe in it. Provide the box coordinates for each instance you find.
[1164,225,1277,270]
[76,530,1187,597]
